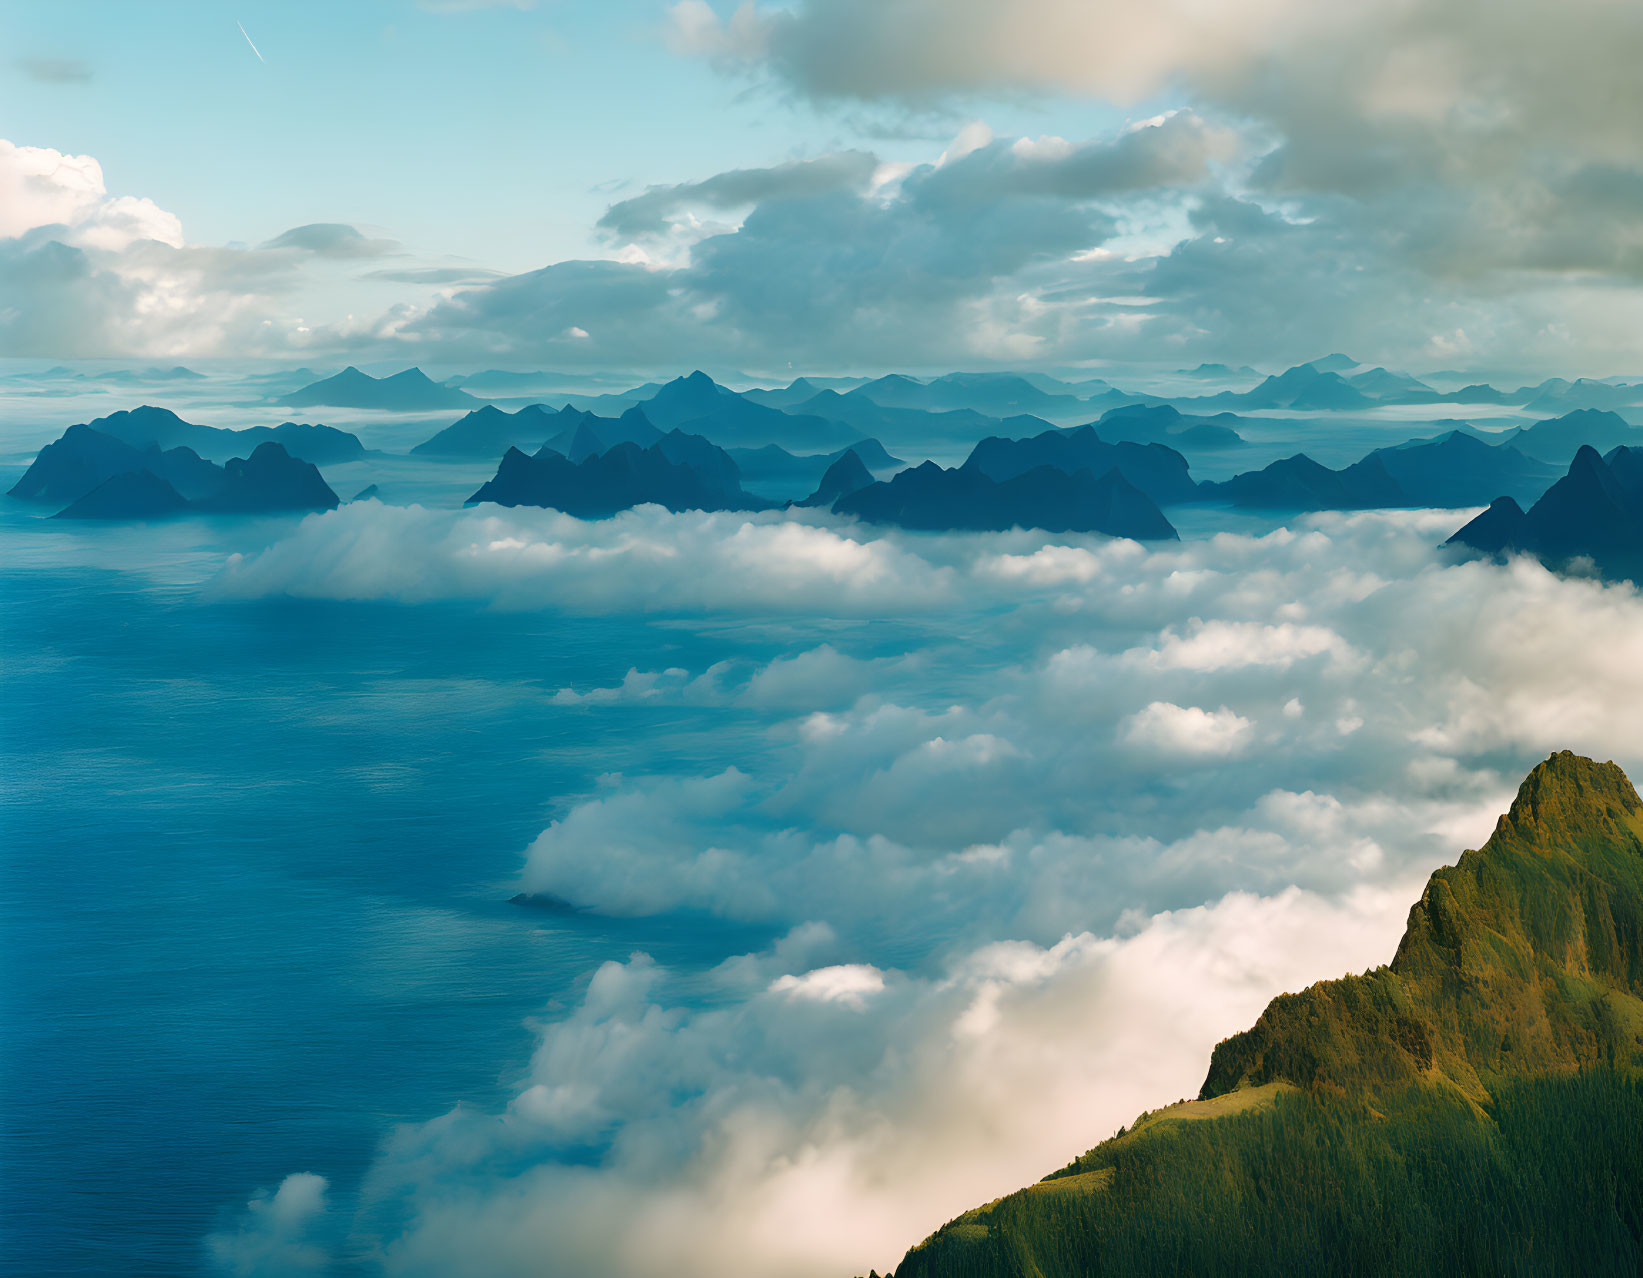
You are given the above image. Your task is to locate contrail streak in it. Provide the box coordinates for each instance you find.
[237,20,266,63]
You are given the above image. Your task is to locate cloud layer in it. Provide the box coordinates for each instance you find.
[208,501,1643,1276]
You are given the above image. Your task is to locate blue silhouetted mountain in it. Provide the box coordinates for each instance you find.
[52,469,192,520]
[920,373,1089,417]
[730,438,901,484]
[1447,445,1643,580]
[1434,382,1516,405]
[1364,430,1556,506]
[1518,378,1643,416]
[84,365,205,384]
[646,428,745,495]
[1201,452,1406,509]
[961,423,1198,506]
[639,371,854,450]
[1177,363,1260,380]
[28,432,337,518]
[1244,363,1375,410]
[444,370,588,394]
[11,423,164,503]
[1503,409,1643,466]
[224,422,365,466]
[835,461,1178,539]
[843,372,1124,418]
[1448,497,1526,554]
[350,484,381,502]
[794,449,876,508]
[467,439,769,516]
[786,387,998,445]
[1301,352,1359,373]
[543,407,666,459]
[1096,404,1245,450]
[11,424,222,505]
[36,405,367,466]
[190,443,341,513]
[411,404,564,459]
[279,366,481,411]
[1345,367,1434,397]
[739,377,836,410]
[82,405,225,452]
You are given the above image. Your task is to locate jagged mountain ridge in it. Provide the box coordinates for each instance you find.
[1447,444,1643,581]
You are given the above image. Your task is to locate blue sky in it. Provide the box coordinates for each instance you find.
[1,1,1119,270]
[4,0,1643,375]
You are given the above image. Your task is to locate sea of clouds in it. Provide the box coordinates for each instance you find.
[206,501,1643,1277]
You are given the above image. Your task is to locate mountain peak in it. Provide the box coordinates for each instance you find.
[1493,749,1642,848]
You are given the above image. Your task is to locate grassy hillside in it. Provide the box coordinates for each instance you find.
[882,753,1643,1278]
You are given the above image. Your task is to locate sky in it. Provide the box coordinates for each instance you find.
[5,0,1643,375]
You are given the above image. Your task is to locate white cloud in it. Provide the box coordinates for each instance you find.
[205,1173,330,1277]
[218,504,960,615]
[770,963,886,1007]
[1124,700,1253,757]
[1137,619,1357,672]
[207,501,1643,1278]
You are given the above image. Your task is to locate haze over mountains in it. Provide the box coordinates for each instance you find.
[8,358,1643,561]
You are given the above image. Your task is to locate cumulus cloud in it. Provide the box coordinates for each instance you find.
[205,1173,330,1277]
[318,882,1421,1278]
[597,151,881,241]
[209,500,1643,1277]
[399,114,1244,366]
[648,0,1643,370]
[1124,701,1253,757]
[218,503,960,614]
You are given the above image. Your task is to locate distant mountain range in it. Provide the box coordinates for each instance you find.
[1447,444,1643,581]
[836,460,1178,540]
[883,752,1643,1278]
[1502,409,1643,466]
[410,403,571,459]
[466,430,768,516]
[1096,404,1245,449]
[1202,430,1556,510]
[962,424,1199,506]
[729,439,902,484]
[280,366,482,411]
[16,405,368,467]
[11,424,339,520]
[19,364,206,384]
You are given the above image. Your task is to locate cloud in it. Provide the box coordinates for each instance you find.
[649,0,1643,370]
[597,151,881,240]
[326,882,1421,1278]
[1124,701,1253,757]
[0,139,336,358]
[217,503,960,614]
[260,223,399,258]
[360,265,504,285]
[402,117,1238,366]
[0,139,179,247]
[208,499,1643,1277]
[16,57,92,84]
[205,1173,330,1277]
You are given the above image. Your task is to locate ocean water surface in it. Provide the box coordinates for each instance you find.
[0,499,802,1273]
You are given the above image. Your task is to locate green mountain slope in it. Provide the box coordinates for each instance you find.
[882,753,1643,1278]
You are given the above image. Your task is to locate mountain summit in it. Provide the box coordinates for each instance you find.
[884,752,1643,1278]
